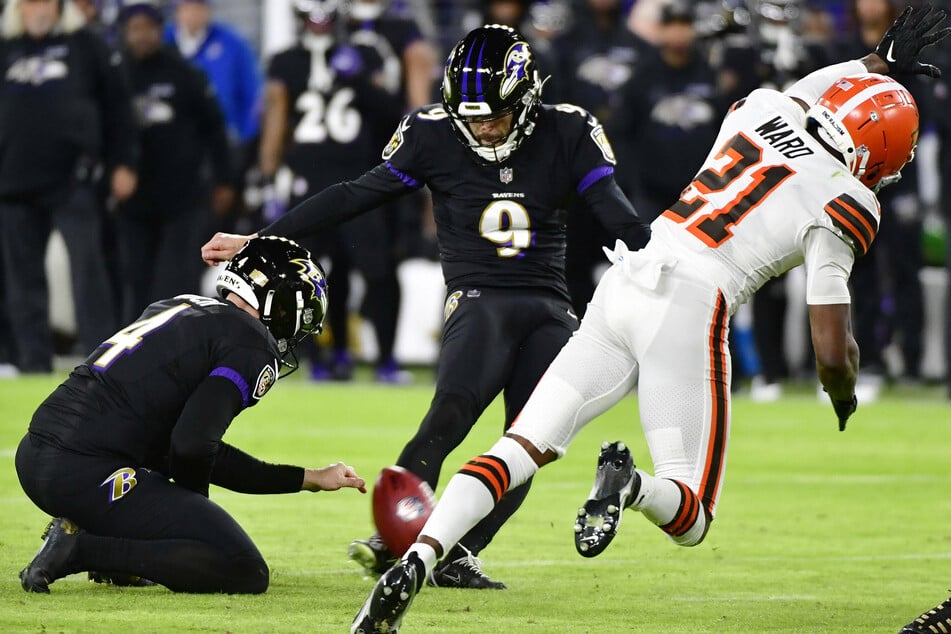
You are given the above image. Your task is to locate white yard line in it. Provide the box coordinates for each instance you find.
[295,551,951,576]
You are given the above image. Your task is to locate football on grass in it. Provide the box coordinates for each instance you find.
[372,466,436,556]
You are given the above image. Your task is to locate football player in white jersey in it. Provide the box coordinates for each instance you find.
[350,6,950,633]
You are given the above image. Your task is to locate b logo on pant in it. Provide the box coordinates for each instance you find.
[101,467,138,503]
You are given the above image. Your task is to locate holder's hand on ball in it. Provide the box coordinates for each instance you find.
[304,463,367,493]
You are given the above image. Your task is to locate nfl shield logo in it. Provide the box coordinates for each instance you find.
[499,167,513,184]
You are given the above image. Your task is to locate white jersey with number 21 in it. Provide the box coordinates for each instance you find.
[645,85,881,311]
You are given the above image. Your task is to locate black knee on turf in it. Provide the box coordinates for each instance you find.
[226,556,269,594]
[397,392,478,485]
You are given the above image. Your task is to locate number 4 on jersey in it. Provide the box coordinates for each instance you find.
[663,133,795,247]
[92,303,191,370]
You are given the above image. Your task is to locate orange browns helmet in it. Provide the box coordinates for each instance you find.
[806,73,919,191]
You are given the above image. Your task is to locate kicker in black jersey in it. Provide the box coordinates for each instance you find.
[265,101,645,300]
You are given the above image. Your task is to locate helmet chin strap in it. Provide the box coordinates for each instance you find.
[459,107,537,163]
[277,344,301,378]
[451,70,545,164]
[474,136,518,163]
[277,290,312,378]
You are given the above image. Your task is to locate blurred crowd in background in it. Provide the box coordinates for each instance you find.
[1,0,950,400]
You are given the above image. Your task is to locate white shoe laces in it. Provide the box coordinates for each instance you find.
[453,545,487,576]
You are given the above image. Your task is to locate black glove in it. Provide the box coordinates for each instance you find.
[829,393,858,432]
[875,5,951,78]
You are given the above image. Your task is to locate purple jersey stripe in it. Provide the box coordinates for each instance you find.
[210,367,250,408]
[577,165,614,194]
[385,161,421,189]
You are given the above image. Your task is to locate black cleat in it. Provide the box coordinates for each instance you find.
[351,552,424,634]
[20,518,82,593]
[88,571,156,587]
[427,547,506,589]
[574,440,640,558]
[349,534,397,576]
[899,595,951,633]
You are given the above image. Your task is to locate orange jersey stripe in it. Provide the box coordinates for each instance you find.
[662,208,691,224]
[835,195,876,240]
[824,194,877,255]
[825,206,870,254]
[699,291,728,515]
[727,98,747,114]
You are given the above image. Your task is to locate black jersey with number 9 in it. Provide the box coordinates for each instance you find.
[382,103,621,299]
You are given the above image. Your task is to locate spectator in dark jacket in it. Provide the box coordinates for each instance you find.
[116,0,233,321]
[0,0,138,372]
[548,0,652,317]
[611,1,725,223]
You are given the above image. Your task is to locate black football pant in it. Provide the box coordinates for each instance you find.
[565,204,613,319]
[0,255,13,365]
[0,187,117,371]
[16,434,268,594]
[298,203,401,365]
[751,275,790,384]
[114,204,206,324]
[850,214,923,378]
[396,287,577,556]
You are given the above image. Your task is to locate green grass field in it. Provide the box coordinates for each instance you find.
[1,373,949,633]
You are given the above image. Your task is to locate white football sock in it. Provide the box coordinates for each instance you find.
[404,542,438,574]
[412,437,539,565]
[630,471,707,547]
[414,471,496,568]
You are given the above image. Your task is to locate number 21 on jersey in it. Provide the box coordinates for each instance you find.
[663,133,795,247]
